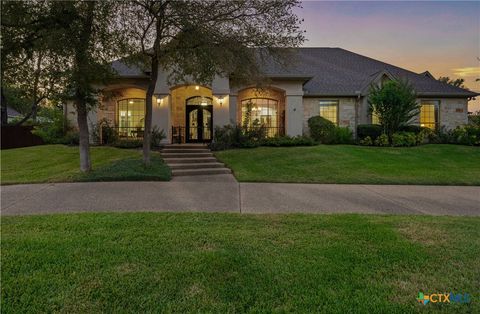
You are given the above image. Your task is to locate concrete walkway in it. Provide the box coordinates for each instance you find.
[1,181,479,216]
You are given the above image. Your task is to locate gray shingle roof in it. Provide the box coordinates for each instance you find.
[112,47,478,97]
[260,48,478,97]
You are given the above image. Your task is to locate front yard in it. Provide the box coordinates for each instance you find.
[2,212,478,313]
[1,145,171,184]
[215,144,480,185]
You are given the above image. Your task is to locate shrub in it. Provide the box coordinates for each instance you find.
[468,114,480,127]
[359,136,373,146]
[399,125,425,134]
[261,136,316,147]
[209,124,266,151]
[113,139,143,149]
[333,127,353,144]
[91,118,118,145]
[374,133,389,147]
[452,125,480,146]
[357,124,383,141]
[151,126,166,148]
[391,132,417,147]
[32,107,74,144]
[308,116,336,144]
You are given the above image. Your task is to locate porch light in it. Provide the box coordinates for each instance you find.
[219,97,224,106]
[195,85,200,90]
[157,98,162,106]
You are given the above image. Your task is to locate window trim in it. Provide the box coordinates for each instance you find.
[419,99,440,130]
[318,99,339,126]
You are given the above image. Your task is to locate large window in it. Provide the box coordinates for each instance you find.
[241,98,279,136]
[319,100,338,125]
[117,98,145,137]
[420,100,439,130]
[371,110,380,124]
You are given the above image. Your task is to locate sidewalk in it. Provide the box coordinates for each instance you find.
[1,181,479,216]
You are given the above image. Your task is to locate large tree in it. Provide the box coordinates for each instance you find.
[368,80,420,141]
[438,76,467,89]
[122,0,304,166]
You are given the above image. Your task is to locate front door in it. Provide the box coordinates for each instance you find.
[186,105,213,143]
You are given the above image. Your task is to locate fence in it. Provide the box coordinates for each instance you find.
[1,125,44,149]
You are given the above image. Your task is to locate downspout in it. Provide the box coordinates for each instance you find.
[355,91,361,140]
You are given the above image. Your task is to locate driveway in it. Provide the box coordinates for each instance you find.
[1,180,479,216]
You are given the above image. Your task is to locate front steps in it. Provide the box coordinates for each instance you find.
[161,144,232,176]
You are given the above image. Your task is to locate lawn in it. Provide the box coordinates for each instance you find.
[1,145,171,184]
[215,144,480,185]
[2,213,478,313]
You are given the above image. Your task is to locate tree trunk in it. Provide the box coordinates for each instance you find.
[74,1,95,172]
[142,18,161,167]
[76,99,91,172]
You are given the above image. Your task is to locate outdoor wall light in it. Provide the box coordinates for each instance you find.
[219,97,224,106]
[157,98,162,106]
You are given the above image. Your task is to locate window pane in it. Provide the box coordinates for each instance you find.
[371,111,380,124]
[319,100,338,125]
[117,98,145,137]
[420,100,439,130]
[241,98,279,137]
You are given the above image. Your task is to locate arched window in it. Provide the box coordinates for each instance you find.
[241,98,279,126]
[117,98,145,137]
[186,96,213,106]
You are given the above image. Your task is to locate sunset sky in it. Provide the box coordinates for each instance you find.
[296,1,480,112]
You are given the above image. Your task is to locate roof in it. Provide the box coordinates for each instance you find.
[260,48,478,97]
[112,47,479,98]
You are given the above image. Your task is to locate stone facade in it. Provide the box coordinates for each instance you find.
[439,98,468,130]
[303,97,358,134]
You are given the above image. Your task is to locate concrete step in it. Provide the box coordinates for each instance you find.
[168,162,225,170]
[164,144,208,149]
[160,152,213,158]
[163,157,217,164]
[172,168,232,176]
[162,148,211,153]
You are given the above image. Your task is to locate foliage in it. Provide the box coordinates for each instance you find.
[150,126,166,148]
[398,125,425,134]
[91,119,118,145]
[469,113,480,127]
[374,134,390,147]
[391,132,417,147]
[333,127,353,144]
[359,136,373,146]
[31,107,77,145]
[428,126,480,146]
[368,80,420,142]
[438,76,466,89]
[113,139,144,149]
[307,116,336,144]
[357,124,383,141]
[209,124,268,151]
[261,136,316,147]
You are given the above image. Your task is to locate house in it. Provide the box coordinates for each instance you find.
[65,48,478,143]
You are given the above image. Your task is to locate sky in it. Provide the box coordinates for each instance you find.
[295,1,480,112]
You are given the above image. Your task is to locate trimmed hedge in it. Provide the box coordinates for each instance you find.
[357,124,383,140]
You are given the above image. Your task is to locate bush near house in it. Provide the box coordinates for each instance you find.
[307,116,353,144]
[209,124,267,151]
[32,107,79,145]
[261,135,316,147]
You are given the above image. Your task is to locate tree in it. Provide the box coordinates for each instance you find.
[438,76,466,89]
[122,0,305,166]
[368,80,420,142]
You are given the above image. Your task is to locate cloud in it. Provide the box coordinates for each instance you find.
[452,67,480,77]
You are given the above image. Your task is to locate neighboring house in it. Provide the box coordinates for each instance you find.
[65,47,478,143]
[7,106,21,121]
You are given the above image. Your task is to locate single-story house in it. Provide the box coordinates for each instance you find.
[65,47,478,143]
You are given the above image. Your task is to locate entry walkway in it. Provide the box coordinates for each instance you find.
[1,181,479,216]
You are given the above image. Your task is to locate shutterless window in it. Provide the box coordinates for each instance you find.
[420,100,439,130]
[117,98,145,137]
[241,98,279,137]
[319,100,338,125]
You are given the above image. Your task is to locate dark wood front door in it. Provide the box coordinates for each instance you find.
[186,105,213,143]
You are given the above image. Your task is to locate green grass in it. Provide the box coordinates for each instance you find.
[1,145,171,184]
[2,213,478,313]
[215,144,480,185]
